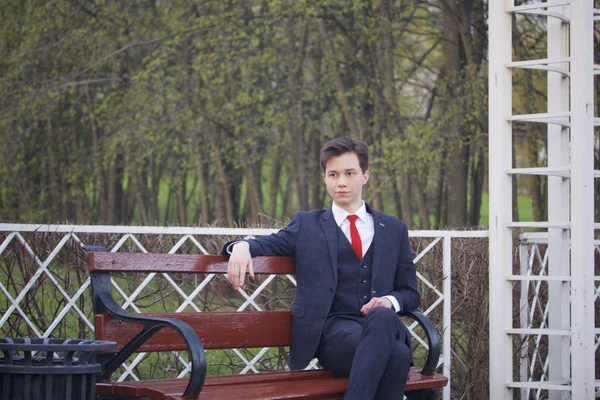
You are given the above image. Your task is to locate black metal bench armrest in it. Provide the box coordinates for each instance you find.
[85,247,206,399]
[400,310,441,376]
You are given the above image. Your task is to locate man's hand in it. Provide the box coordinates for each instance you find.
[360,296,393,315]
[227,242,254,290]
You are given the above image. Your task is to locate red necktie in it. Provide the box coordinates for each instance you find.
[347,214,362,260]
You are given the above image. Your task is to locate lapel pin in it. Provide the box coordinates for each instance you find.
[379,222,385,226]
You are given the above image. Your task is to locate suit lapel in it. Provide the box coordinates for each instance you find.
[367,204,384,280]
[321,208,339,281]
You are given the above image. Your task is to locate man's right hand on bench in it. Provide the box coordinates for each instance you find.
[227,241,254,290]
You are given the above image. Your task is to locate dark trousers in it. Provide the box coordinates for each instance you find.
[316,307,411,400]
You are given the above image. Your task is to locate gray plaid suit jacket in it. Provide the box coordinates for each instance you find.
[223,203,420,370]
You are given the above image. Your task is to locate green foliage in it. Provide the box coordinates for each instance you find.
[0,0,493,228]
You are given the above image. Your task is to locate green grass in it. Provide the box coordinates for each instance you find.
[479,192,535,226]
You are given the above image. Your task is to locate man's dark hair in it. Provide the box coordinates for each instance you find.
[320,137,369,173]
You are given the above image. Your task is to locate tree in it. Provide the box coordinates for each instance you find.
[0,0,491,228]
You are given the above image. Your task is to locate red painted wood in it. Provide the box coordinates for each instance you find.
[406,368,448,390]
[103,367,447,400]
[109,371,335,399]
[195,370,335,386]
[95,382,114,396]
[168,377,349,400]
[95,311,291,351]
[88,252,295,274]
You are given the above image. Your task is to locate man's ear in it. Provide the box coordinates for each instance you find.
[363,170,370,184]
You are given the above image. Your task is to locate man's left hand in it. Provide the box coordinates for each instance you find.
[360,296,392,315]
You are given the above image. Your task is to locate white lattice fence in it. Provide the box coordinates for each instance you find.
[518,233,600,399]
[0,224,488,400]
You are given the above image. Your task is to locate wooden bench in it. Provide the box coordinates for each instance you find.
[87,249,448,400]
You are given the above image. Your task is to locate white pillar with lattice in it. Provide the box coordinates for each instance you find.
[488,0,599,398]
[569,0,596,398]
[546,4,570,400]
[488,0,513,398]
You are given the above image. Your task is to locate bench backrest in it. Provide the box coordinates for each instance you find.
[88,252,295,353]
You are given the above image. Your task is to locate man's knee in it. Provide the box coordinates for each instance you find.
[363,306,402,340]
[365,306,398,325]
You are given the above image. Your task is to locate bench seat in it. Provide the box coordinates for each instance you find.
[97,367,448,400]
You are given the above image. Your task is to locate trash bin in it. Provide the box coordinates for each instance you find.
[0,338,116,400]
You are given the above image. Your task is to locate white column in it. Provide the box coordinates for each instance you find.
[547,7,571,400]
[442,236,452,400]
[569,0,595,398]
[488,0,513,398]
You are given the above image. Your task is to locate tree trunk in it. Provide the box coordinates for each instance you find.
[282,173,295,218]
[246,160,263,225]
[468,145,485,226]
[414,180,431,230]
[309,130,324,210]
[442,0,468,227]
[435,150,447,229]
[400,173,413,227]
[212,147,234,226]
[106,156,117,224]
[316,17,360,138]
[194,144,211,225]
[46,117,60,221]
[84,89,105,224]
[269,129,282,218]
[126,145,149,226]
[177,168,187,226]
[292,129,308,211]
[391,177,403,221]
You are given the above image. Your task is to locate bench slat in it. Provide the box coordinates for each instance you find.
[95,311,291,351]
[88,252,295,274]
[103,371,335,399]
[100,367,448,400]
[158,377,349,400]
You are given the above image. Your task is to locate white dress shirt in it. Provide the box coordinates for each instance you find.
[331,201,401,313]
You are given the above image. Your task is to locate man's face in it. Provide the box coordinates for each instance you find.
[323,152,370,213]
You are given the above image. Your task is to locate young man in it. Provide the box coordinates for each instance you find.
[224,137,420,400]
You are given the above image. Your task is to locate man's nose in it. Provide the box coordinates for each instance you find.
[338,176,347,186]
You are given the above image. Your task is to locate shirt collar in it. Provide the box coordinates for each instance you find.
[332,201,368,227]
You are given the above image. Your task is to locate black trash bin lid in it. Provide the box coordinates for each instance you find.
[0,338,116,352]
